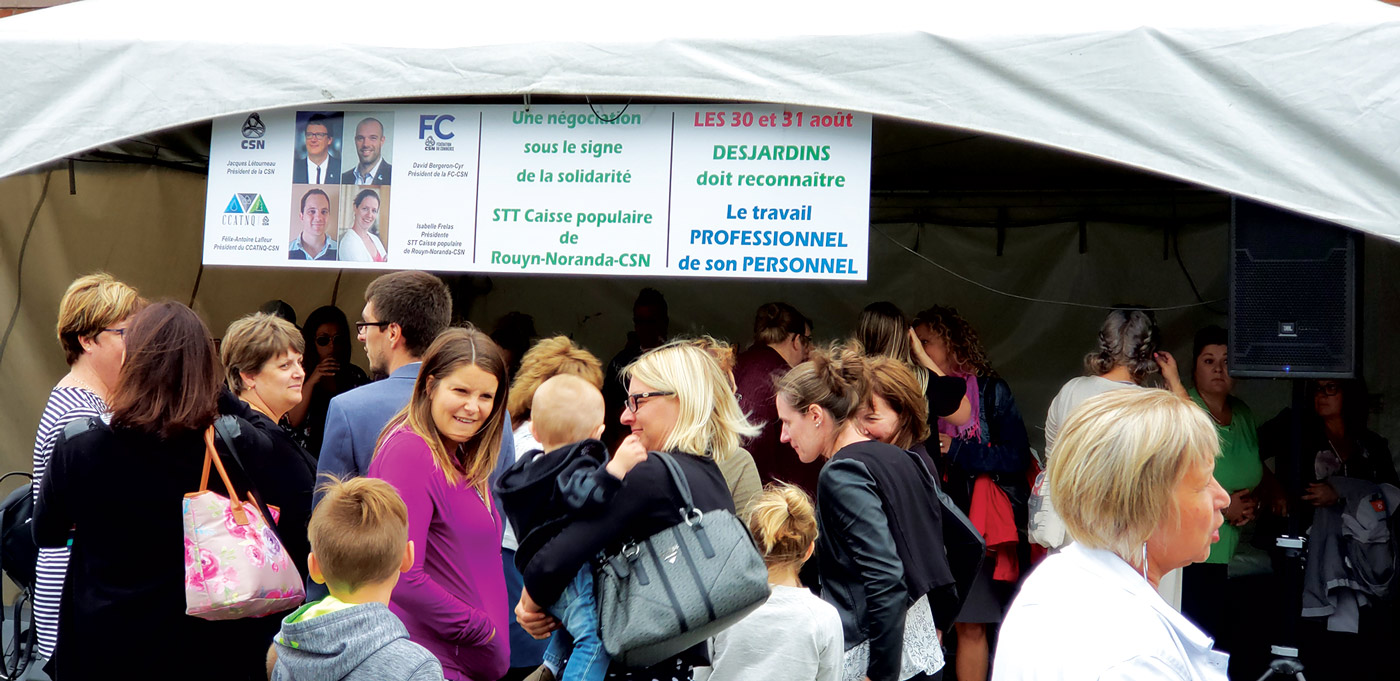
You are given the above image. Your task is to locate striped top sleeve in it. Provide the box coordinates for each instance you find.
[32,386,108,494]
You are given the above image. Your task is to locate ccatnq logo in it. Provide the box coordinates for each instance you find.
[225,193,269,214]
[222,193,271,226]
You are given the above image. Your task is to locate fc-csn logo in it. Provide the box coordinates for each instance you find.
[240,113,266,150]
[223,193,270,226]
[419,114,455,152]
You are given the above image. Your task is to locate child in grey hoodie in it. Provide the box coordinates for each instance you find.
[268,477,443,681]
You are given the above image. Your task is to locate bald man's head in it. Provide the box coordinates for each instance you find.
[531,374,606,450]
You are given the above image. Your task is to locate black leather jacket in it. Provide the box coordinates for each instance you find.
[814,447,984,681]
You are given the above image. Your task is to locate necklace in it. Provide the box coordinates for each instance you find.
[66,372,102,398]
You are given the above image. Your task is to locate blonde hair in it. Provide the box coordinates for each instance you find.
[309,476,409,592]
[220,313,305,394]
[377,327,508,498]
[1048,389,1219,563]
[508,336,604,423]
[56,272,142,365]
[624,341,759,462]
[863,356,930,450]
[531,374,605,447]
[748,484,818,568]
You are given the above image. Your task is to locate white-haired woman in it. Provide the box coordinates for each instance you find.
[993,389,1231,680]
[515,341,759,680]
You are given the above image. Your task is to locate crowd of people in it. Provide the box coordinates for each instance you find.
[24,272,1400,681]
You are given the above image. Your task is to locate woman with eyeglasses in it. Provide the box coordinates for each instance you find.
[1255,377,1400,680]
[515,341,759,681]
[35,302,289,680]
[30,273,142,672]
[1259,378,1399,525]
[286,305,369,457]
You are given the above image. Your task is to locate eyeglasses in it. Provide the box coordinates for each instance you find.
[315,334,340,347]
[624,391,675,413]
[355,321,391,333]
[1314,382,1343,397]
[102,328,126,338]
[305,131,332,140]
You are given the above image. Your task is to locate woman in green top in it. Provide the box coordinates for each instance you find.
[1180,325,1261,647]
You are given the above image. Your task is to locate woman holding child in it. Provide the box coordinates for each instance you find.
[514,341,758,680]
[367,326,512,681]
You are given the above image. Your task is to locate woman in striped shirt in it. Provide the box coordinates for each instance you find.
[30,273,141,671]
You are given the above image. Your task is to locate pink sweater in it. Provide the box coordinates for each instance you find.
[368,427,509,681]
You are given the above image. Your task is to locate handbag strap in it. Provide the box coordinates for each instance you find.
[211,416,283,533]
[200,427,250,526]
[651,452,700,522]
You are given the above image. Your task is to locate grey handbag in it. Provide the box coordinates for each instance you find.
[596,452,771,668]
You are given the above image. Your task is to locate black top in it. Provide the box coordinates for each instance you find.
[817,440,962,681]
[520,449,734,608]
[219,390,318,582]
[493,439,623,572]
[927,374,968,421]
[289,362,369,458]
[34,417,294,680]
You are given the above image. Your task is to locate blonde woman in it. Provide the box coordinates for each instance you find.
[686,335,763,517]
[31,273,140,670]
[696,484,843,681]
[367,327,511,681]
[993,390,1230,680]
[516,341,758,680]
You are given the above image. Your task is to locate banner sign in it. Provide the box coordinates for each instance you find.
[205,104,871,280]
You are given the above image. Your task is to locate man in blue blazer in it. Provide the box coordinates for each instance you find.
[316,271,515,493]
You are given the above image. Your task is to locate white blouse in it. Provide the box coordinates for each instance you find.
[993,543,1228,681]
[338,229,386,262]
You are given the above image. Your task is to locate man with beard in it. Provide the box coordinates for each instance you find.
[292,113,342,184]
[288,188,338,261]
[342,116,393,185]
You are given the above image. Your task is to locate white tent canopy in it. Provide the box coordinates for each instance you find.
[3,0,1400,237]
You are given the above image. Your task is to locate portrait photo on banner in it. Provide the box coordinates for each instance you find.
[288,184,340,262]
[338,185,391,263]
[341,112,394,186]
[292,111,344,185]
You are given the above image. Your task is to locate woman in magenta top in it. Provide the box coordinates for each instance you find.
[368,326,511,681]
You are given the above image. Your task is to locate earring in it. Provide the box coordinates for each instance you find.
[1140,542,1149,581]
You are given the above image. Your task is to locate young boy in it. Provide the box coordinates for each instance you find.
[494,374,648,681]
[268,477,444,681]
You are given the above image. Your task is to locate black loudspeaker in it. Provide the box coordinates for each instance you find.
[1229,198,1360,379]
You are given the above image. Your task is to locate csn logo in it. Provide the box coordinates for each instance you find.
[240,113,266,150]
[419,114,455,152]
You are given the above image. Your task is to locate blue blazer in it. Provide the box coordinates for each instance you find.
[316,362,515,502]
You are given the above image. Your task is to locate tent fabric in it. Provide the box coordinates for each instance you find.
[2,0,1400,238]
